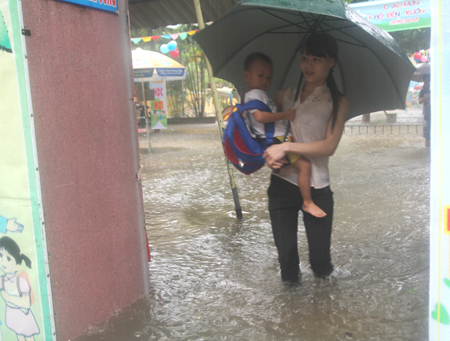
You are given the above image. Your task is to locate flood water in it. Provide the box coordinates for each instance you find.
[78,122,430,340]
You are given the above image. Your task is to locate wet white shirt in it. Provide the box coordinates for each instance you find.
[274,84,332,189]
[243,89,290,138]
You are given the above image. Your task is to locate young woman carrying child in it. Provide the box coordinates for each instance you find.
[263,33,349,285]
[243,52,327,218]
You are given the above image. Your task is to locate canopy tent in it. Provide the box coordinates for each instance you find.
[132,49,187,150]
[132,48,186,82]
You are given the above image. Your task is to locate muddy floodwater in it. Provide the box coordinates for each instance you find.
[78,120,430,340]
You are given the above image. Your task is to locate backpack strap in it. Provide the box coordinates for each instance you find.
[235,100,275,146]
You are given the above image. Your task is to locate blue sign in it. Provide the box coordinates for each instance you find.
[56,0,118,13]
[133,68,154,79]
[155,68,185,78]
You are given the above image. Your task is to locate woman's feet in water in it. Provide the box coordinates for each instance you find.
[302,200,327,218]
[282,273,302,287]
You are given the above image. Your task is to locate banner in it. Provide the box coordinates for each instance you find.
[55,0,118,13]
[149,79,168,129]
[0,0,54,340]
[349,0,431,32]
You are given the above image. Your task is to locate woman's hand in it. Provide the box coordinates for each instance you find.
[264,143,289,169]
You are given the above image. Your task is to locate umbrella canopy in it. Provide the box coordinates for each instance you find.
[411,63,430,82]
[132,48,186,81]
[194,0,415,120]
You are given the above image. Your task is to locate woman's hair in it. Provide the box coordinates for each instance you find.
[0,236,32,269]
[244,52,273,71]
[303,33,343,129]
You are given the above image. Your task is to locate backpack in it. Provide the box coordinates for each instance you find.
[1,270,35,307]
[223,100,275,175]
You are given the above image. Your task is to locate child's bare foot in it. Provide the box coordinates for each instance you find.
[302,201,327,218]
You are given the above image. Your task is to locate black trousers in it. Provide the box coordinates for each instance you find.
[268,175,334,281]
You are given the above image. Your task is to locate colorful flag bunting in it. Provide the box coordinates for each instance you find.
[131,30,198,43]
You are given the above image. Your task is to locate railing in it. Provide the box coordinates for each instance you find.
[344,124,423,135]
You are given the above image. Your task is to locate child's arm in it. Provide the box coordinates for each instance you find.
[253,109,295,123]
[1,290,31,309]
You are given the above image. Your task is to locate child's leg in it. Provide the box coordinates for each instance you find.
[292,157,326,218]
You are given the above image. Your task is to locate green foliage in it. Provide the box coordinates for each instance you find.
[176,25,209,118]
[389,28,431,55]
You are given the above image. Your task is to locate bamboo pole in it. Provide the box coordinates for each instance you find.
[193,0,242,219]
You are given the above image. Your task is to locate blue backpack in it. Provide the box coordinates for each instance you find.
[223,100,275,175]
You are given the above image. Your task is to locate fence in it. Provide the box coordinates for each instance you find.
[344,124,423,135]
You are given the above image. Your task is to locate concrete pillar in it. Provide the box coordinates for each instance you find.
[19,1,149,339]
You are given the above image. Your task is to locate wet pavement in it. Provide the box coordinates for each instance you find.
[76,115,429,341]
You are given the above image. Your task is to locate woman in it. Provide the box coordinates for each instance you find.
[263,33,349,285]
[418,73,431,147]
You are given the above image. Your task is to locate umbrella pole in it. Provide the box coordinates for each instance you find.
[193,0,242,219]
[141,79,152,153]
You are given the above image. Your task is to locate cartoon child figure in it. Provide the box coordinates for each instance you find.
[0,237,39,340]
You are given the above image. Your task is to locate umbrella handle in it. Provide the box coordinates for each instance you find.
[281,73,304,143]
[294,73,304,103]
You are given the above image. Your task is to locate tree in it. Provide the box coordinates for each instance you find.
[176,27,209,118]
[389,28,431,55]
[131,25,215,118]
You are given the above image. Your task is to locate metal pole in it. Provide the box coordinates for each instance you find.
[141,79,152,153]
[182,80,185,117]
[193,0,242,219]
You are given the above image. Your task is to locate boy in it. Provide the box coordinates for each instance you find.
[243,52,326,218]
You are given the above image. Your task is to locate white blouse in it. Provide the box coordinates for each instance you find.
[273,83,332,189]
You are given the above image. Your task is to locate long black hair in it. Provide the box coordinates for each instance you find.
[302,33,343,129]
[0,236,32,269]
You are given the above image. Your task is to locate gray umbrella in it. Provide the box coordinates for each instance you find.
[194,0,415,120]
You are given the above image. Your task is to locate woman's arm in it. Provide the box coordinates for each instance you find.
[418,92,430,105]
[264,96,349,168]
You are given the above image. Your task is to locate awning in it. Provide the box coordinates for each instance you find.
[128,0,238,30]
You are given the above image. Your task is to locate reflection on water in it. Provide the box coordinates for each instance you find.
[78,124,430,340]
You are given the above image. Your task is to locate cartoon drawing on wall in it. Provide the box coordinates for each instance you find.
[431,278,450,326]
[0,237,40,340]
[0,10,12,53]
[0,216,24,235]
